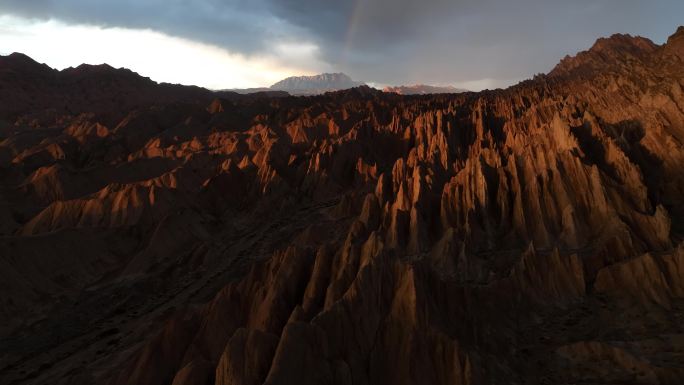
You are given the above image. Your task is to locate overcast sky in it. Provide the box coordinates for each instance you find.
[1,1,682,90]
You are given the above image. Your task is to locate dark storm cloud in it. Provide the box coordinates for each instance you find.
[263,0,684,86]
[1,0,683,88]
[0,0,289,54]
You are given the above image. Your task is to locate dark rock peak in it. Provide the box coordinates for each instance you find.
[665,25,684,57]
[324,84,382,99]
[60,63,154,85]
[589,33,657,55]
[0,52,54,74]
[2,52,39,64]
[549,32,659,78]
[0,53,145,83]
[668,25,684,43]
[63,63,117,74]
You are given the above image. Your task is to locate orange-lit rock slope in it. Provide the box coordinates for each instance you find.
[2,27,684,385]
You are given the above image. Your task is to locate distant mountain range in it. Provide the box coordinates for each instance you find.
[230,73,365,96]
[230,74,469,96]
[270,73,364,95]
[382,84,468,95]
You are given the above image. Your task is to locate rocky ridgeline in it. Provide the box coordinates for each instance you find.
[1,27,684,385]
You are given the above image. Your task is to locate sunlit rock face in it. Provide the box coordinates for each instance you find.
[3,27,684,385]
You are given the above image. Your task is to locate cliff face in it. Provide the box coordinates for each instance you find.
[2,28,684,385]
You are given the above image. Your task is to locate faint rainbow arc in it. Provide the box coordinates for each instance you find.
[342,0,367,67]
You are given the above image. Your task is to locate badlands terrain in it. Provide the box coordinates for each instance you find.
[1,27,684,385]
